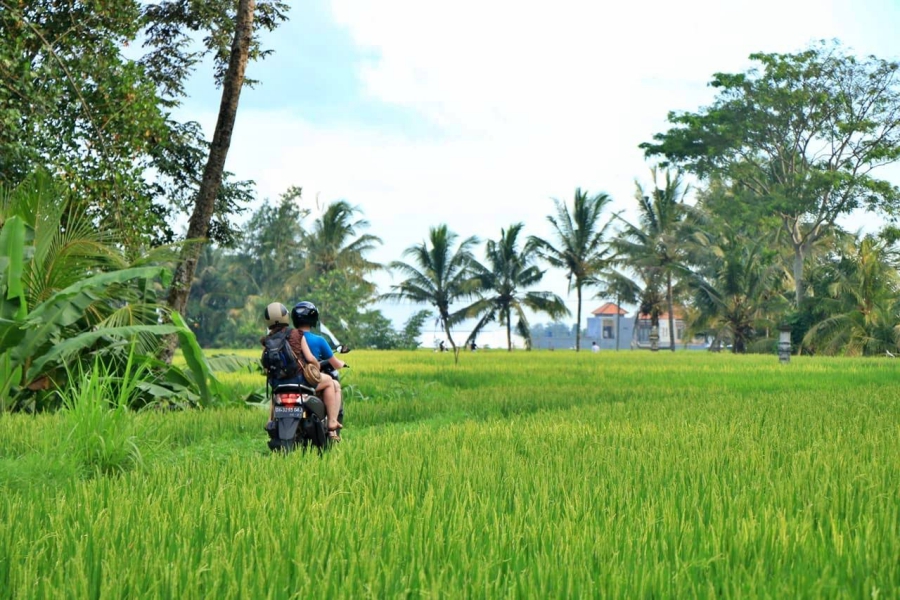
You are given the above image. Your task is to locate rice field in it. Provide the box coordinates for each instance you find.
[1,350,899,598]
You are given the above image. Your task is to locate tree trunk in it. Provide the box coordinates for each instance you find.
[667,271,675,352]
[162,0,256,363]
[443,315,459,364]
[615,293,620,352]
[575,284,582,352]
[506,308,512,351]
[792,244,805,305]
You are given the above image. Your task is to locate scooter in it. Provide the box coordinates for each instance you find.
[266,352,350,453]
[265,379,329,452]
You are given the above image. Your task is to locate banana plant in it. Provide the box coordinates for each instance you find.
[0,172,238,411]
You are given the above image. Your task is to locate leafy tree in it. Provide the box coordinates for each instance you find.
[0,0,169,245]
[642,42,900,305]
[384,225,479,360]
[353,309,430,350]
[466,223,569,351]
[613,169,692,351]
[529,188,615,351]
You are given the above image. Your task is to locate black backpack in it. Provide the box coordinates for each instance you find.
[261,327,300,381]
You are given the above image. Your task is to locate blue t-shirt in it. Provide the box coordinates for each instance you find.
[303,331,334,362]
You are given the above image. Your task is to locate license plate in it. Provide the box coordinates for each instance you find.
[273,406,302,419]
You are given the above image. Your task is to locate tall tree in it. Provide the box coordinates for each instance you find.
[466,223,570,351]
[529,188,614,351]
[164,0,257,361]
[613,169,692,351]
[384,225,478,360]
[642,42,900,305]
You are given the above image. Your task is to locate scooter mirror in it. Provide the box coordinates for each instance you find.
[337,344,351,354]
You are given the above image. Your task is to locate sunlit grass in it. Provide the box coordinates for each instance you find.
[1,351,898,597]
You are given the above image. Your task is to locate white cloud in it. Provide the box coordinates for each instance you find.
[206,0,899,327]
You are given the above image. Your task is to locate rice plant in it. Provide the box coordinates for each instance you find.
[1,351,898,598]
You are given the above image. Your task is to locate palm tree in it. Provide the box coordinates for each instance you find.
[302,200,383,278]
[802,235,900,355]
[688,227,786,353]
[466,223,569,351]
[384,225,478,359]
[614,168,691,351]
[529,188,615,351]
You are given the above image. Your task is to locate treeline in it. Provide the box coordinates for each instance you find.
[2,2,900,411]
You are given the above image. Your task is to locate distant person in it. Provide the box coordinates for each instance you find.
[470,340,477,352]
[439,340,447,352]
[592,341,600,353]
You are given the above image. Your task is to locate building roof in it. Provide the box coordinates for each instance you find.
[591,302,627,316]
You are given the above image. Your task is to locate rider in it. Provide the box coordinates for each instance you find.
[290,301,345,438]
[261,302,304,422]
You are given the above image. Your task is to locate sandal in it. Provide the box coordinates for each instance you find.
[328,430,341,442]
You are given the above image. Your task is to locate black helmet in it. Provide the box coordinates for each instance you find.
[263,302,290,327]
[291,301,319,328]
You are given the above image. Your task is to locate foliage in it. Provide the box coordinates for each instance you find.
[466,223,569,350]
[530,188,615,351]
[354,309,431,350]
[61,354,146,476]
[0,173,238,411]
[642,42,900,303]
[801,235,900,355]
[686,223,787,353]
[614,168,693,350]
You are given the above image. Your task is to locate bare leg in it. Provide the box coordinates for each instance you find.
[316,374,341,430]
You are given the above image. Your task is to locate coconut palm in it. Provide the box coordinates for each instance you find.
[384,225,478,359]
[802,235,900,355]
[687,226,786,353]
[529,188,615,351]
[614,168,692,351]
[302,200,382,278]
[466,223,569,351]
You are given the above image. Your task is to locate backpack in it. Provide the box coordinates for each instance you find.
[261,327,300,381]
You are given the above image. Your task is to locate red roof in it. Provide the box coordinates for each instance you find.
[591,302,627,316]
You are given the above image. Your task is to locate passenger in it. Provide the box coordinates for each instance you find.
[289,301,343,440]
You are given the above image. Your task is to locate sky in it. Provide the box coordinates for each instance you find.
[175,0,900,338]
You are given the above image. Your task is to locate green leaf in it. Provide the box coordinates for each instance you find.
[0,216,28,321]
[14,266,168,364]
[26,324,183,383]
[170,311,216,407]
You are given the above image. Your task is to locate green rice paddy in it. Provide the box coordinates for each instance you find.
[1,351,898,598]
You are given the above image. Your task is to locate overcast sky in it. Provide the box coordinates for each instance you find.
[176,0,900,333]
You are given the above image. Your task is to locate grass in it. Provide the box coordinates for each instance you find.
[0,350,898,598]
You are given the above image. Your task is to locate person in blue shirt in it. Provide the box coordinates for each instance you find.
[290,301,346,439]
